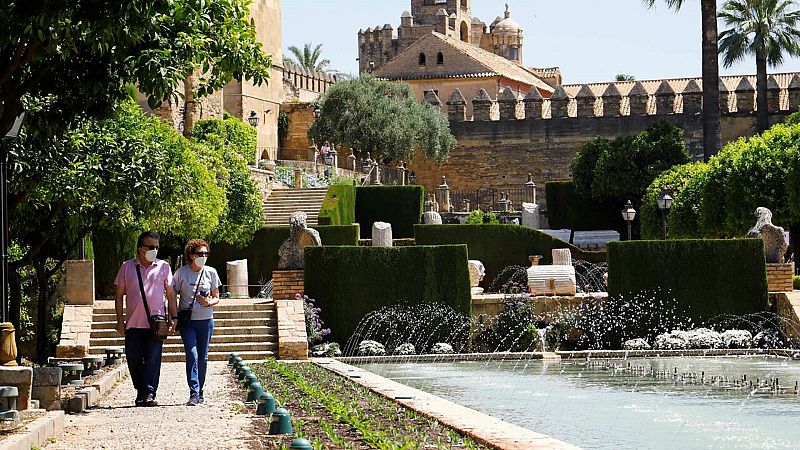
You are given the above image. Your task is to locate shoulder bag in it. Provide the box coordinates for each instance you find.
[176,268,204,332]
[135,264,170,341]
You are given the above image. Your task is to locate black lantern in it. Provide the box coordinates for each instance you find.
[247,110,259,127]
[621,200,636,241]
[313,105,321,119]
[657,187,673,239]
[408,171,417,184]
[324,153,334,166]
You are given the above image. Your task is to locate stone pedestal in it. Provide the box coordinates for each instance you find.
[766,262,794,292]
[372,222,393,247]
[551,249,572,266]
[521,202,540,228]
[527,265,577,296]
[0,367,32,410]
[272,270,304,300]
[32,367,61,411]
[275,296,308,360]
[226,259,249,298]
[56,305,92,358]
[61,260,94,306]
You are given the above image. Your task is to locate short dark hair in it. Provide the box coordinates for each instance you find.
[136,231,160,248]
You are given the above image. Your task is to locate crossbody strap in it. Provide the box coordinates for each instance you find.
[186,268,205,313]
[135,263,153,319]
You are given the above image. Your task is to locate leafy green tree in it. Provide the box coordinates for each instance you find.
[0,0,272,139]
[285,42,331,72]
[615,74,636,81]
[718,0,800,132]
[308,76,455,162]
[644,0,722,161]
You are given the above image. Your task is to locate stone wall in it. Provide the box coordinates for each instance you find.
[767,262,794,292]
[279,102,315,160]
[410,74,800,203]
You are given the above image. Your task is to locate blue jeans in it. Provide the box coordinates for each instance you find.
[180,319,214,398]
[125,327,163,400]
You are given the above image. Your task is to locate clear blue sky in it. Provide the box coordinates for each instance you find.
[282,0,800,84]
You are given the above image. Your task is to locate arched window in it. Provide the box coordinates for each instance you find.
[436,52,444,65]
[418,53,426,66]
[460,21,469,42]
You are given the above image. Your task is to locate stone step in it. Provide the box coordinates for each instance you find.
[91,310,275,322]
[161,351,275,362]
[92,302,275,315]
[90,333,278,347]
[91,317,275,330]
[90,325,277,339]
[89,341,277,355]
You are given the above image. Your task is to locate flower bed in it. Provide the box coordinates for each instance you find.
[250,360,488,449]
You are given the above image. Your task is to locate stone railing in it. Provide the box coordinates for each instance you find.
[435,73,800,122]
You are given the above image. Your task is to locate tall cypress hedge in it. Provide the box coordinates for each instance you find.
[304,245,471,344]
[207,224,360,292]
[318,184,356,226]
[355,186,424,238]
[607,239,768,323]
[414,224,606,288]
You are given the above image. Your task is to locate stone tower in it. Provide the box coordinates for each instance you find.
[410,0,473,42]
[491,3,523,62]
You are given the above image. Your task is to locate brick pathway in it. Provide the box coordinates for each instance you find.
[45,361,255,450]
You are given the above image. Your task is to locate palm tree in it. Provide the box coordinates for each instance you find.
[285,42,331,72]
[719,0,800,132]
[644,0,721,162]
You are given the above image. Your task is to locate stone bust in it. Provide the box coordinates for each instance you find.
[277,211,322,269]
[746,207,788,263]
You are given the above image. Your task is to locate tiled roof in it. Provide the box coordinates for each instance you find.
[375,32,554,93]
[528,67,561,79]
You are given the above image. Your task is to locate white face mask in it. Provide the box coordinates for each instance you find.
[144,249,158,262]
[194,256,207,267]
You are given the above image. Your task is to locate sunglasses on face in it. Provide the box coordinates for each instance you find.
[193,251,210,256]
[141,245,159,250]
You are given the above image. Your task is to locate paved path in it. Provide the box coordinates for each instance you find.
[45,361,254,450]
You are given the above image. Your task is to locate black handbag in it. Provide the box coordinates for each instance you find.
[177,268,204,332]
[135,264,170,341]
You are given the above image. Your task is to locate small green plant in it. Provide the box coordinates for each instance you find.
[794,275,800,290]
[465,209,499,224]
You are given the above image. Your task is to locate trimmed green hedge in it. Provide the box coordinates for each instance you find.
[318,184,356,226]
[414,224,606,288]
[304,245,471,344]
[607,239,768,324]
[207,225,360,293]
[545,180,627,234]
[355,186,424,238]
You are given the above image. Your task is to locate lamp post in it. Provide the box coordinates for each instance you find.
[247,110,260,127]
[621,200,636,241]
[1,113,24,365]
[656,187,673,239]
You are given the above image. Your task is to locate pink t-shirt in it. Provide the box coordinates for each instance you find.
[114,259,173,329]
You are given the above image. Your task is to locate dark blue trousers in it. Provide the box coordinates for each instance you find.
[180,319,214,398]
[125,327,163,399]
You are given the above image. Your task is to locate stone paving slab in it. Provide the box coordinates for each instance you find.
[44,362,254,450]
[0,411,64,450]
[317,358,581,450]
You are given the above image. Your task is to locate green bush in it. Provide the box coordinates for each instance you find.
[545,180,626,232]
[607,239,768,325]
[465,209,498,224]
[192,116,257,164]
[794,275,800,290]
[318,184,356,226]
[355,186,424,238]
[640,162,709,239]
[207,225,360,292]
[304,245,471,344]
[414,224,606,288]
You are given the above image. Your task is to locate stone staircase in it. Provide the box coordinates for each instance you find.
[88,299,278,362]
[264,188,328,226]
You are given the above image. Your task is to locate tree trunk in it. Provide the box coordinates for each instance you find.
[755,53,769,133]
[33,258,49,365]
[701,0,722,162]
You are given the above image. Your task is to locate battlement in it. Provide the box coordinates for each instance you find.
[283,62,337,97]
[434,73,800,122]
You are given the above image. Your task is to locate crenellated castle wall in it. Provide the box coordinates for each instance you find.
[410,73,800,205]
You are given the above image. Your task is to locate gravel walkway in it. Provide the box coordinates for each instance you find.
[45,361,255,449]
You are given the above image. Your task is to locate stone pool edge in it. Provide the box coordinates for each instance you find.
[314,357,580,450]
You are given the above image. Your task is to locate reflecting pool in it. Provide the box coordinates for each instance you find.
[358,356,800,449]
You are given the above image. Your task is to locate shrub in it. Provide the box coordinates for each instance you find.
[192,116,257,164]
[414,224,606,289]
[303,245,471,345]
[465,209,498,224]
[607,239,768,326]
[794,275,800,290]
[300,293,330,345]
[355,186,424,238]
[640,162,709,239]
[318,184,356,226]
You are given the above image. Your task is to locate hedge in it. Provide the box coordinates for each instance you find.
[414,224,606,288]
[355,186,424,238]
[607,239,768,324]
[545,180,628,235]
[207,224,360,293]
[318,184,356,226]
[304,245,471,344]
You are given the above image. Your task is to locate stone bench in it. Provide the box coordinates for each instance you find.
[572,230,619,250]
[540,229,571,243]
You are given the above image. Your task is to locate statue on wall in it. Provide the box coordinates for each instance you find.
[278,211,322,269]
[746,207,788,263]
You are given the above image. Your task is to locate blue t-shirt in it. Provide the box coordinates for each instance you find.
[172,265,222,320]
